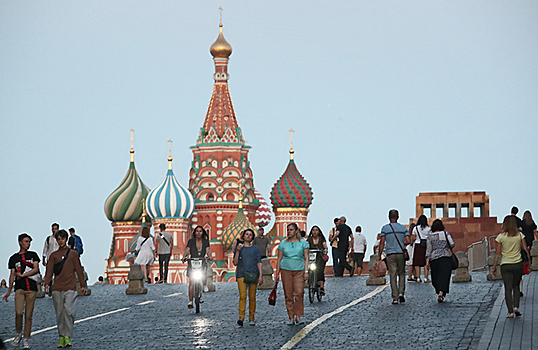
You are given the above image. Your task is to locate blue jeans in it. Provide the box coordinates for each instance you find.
[332,247,340,276]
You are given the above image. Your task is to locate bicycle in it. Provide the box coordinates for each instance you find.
[308,249,323,303]
[184,257,207,313]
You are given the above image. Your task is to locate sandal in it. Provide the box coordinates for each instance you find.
[506,313,514,318]
[320,287,325,296]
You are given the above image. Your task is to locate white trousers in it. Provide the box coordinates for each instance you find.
[52,290,77,337]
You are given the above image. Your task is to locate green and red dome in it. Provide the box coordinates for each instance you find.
[270,159,313,208]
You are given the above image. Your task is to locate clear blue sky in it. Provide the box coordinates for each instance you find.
[1,1,537,283]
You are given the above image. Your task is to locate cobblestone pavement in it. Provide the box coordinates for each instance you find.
[0,272,504,350]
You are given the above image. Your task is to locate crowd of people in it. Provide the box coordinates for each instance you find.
[2,206,536,347]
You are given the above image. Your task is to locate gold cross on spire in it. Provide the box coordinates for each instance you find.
[167,138,173,169]
[289,128,295,160]
[129,127,135,162]
[130,127,134,148]
[219,6,223,25]
[167,138,173,157]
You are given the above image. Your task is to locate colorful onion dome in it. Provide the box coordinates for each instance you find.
[254,189,272,227]
[221,206,257,251]
[146,155,195,220]
[104,148,150,222]
[270,150,313,208]
[210,24,232,58]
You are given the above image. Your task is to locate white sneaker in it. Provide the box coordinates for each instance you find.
[12,333,22,346]
[203,286,209,293]
[187,301,193,309]
[23,338,31,349]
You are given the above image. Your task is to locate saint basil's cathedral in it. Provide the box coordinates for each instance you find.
[104,23,314,285]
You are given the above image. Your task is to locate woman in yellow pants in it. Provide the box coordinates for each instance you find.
[233,229,262,326]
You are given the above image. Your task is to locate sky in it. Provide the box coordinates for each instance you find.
[1,1,537,283]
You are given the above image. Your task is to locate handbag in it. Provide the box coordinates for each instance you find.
[243,271,259,284]
[443,231,459,270]
[416,227,427,248]
[389,224,409,261]
[268,280,278,306]
[373,259,387,277]
[322,254,329,263]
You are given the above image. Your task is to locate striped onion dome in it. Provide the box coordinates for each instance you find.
[270,151,313,209]
[104,153,150,222]
[254,189,271,227]
[146,162,195,220]
[221,206,257,251]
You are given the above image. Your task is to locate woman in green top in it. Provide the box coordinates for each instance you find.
[493,215,531,318]
[275,223,309,325]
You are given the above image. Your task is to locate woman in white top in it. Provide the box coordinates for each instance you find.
[412,215,432,283]
[134,226,155,283]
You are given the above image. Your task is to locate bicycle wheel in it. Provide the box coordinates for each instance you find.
[194,282,201,313]
[313,274,321,302]
[308,272,314,304]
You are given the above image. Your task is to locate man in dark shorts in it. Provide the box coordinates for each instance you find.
[3,233,41,349]
[350,226,367,276]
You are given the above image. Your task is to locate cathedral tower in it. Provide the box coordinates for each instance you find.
[189,23,259,263]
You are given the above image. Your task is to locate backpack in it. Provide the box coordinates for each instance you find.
[73,235,84,255]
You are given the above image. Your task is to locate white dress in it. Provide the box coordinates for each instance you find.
[134,236,155,265]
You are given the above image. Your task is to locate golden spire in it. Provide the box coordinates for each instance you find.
[130,127,135,162]
[210,8,232,59]
[167,138,173,170]
[289,128,295,160]
[238,181,243,209]
[141,199,146,223]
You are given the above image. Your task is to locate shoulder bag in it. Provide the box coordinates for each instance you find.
[389,224,410,261]
[244,271,259,284]
[416,227,427,248]
[159,233,170,246]
[373,259,387,277]
[443,231,458,270]
[53,249,71,275]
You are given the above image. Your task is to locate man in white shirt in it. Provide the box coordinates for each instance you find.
[42,223,60,267]
[155,224,173,284]
[350,226,367,276]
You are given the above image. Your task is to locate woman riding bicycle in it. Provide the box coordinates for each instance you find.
[307,225,328,295]
[184,226,210,309]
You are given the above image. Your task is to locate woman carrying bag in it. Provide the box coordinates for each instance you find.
[493,215,531,318]
[275,223,309,325]
[233,229,262,327]
[425,219,455,303]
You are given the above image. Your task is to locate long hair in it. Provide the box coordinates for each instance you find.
[417,215,428,228]
[141,226,150,239]
[523,211,534,225]
[408,223,416,237]
[307,225,326,245]
[502,215,518,236]
[192,225,209,240]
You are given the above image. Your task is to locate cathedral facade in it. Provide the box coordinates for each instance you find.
[104,23,312,284]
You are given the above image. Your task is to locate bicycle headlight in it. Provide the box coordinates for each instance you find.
[309,263,316,270]
[192,271,203,280]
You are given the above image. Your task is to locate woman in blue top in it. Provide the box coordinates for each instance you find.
[233,229,262,327]
[275,223,309,325]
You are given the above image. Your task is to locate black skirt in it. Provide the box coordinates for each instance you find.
[413,243,426,267]
[430,256,452,295]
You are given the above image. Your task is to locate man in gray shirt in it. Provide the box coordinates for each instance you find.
[155,224,173,283]
[252,227,271,258]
